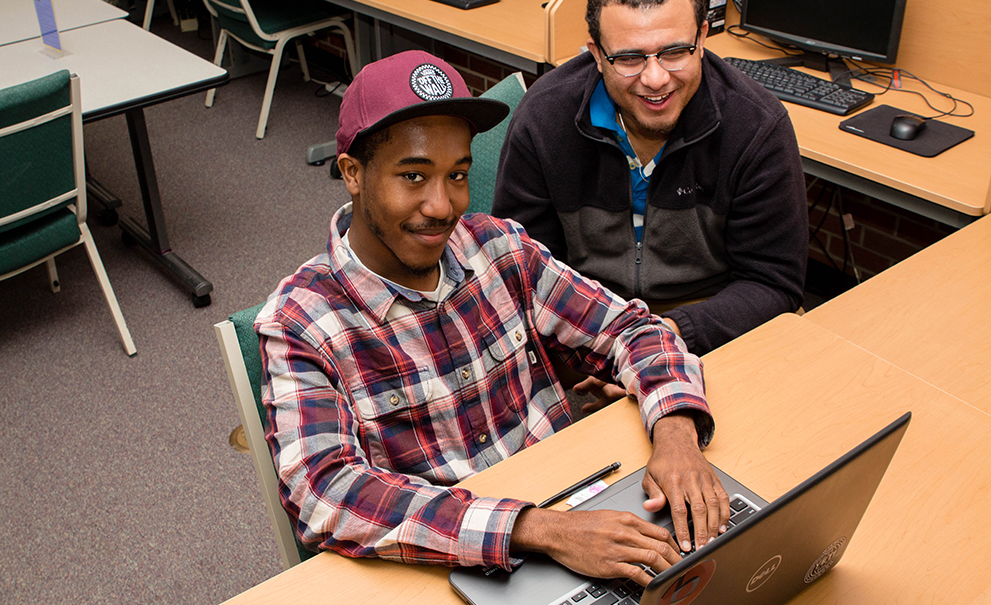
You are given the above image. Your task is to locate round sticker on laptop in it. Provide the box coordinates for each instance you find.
[746,555,782,592]
[656,559,716,605]
[804,537,847,584]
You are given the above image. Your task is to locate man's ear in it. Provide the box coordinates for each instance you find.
[586,38,605,74]
[337,153,363,197]
[698,20,710,58]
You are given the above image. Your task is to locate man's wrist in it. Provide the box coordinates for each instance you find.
[509,507,562,555]
[650,411,700,446]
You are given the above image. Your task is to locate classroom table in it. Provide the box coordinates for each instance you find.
[804,214,991,414]
[219,313,991,604]
[0,19,229,307]
[327,0,564,73]
[0,0,126,46]
[702,32,991,228]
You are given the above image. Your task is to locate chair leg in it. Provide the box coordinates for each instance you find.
[256,38,290,140]
[296,39,311,83]
[142,0,155,30]
[45,258,60,293]
[205,29,229,108]
[79,224,137,356]
[165,0,180,26]
[330,21,360,79]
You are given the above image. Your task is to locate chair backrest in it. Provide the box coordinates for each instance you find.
[202,0,270,48]
[215,303,317,569]
[0,70,88,277]
[467,72,527,216]
[0,69,82,233]
[202,0,344,47]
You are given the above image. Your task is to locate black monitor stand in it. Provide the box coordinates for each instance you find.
[763,51,853,86]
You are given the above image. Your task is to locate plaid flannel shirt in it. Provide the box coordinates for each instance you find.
[255,204,711,570]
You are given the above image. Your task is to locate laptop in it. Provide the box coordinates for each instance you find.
[450,412,911,605]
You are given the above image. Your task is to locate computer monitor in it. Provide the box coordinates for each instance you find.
[738,0,908,81]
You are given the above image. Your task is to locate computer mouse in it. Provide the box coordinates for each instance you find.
[889,115,926,141]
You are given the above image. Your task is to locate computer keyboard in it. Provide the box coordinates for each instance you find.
[724,57,874,116]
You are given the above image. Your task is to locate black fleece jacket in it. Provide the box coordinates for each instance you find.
[492,51,808,355]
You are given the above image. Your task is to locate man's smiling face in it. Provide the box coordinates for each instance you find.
[588,0,707,144]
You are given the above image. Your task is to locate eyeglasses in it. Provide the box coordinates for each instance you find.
[602,27,701,77]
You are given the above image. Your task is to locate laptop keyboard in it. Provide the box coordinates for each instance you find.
[558,497,759,605]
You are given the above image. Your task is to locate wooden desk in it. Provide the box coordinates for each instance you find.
[221,314,991,604]
[804,214,991,414]
[0,20,228,307]
[702,27,991,227]
[329,0,571,74]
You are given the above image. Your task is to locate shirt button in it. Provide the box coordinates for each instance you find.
[515,331,523,342]
[479,434,488,443]
[390,394,400,406]
[461,368,471,380]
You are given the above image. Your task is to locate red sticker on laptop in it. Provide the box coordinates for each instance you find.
[656,559,716,605]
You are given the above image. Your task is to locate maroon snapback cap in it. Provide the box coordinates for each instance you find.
[336,50,510,155]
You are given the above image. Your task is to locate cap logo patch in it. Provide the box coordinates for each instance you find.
[410,64,453,101]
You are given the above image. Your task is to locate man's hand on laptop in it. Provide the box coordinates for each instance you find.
[644,412,731,554]
[510,507,683,585]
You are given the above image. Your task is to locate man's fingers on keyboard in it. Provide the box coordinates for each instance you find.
[621,562,656,587]
[706,477,731,539]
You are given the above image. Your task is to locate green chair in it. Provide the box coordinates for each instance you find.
[467,72,527,215]
[0,70,136,357]
[202,0,359,139]
[215,303,317,569]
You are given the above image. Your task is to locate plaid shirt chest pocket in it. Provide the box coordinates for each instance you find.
[478,312,533,413]
[350,365,436,474]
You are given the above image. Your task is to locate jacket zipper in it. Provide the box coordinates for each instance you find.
[635,241,643,299]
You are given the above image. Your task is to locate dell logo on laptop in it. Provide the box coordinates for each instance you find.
[747,555,782,592]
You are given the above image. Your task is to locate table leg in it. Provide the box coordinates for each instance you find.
[120,107,213,308]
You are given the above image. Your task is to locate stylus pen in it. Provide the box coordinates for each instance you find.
[482,461,622,576]
[537,461,622,508]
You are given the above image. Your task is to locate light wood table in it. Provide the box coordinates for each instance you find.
[329,0,574,73]
[702,27,991,227]
[221,314,991,604]
[804,214,991,415]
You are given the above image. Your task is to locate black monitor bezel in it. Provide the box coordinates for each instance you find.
[738,0,909,65]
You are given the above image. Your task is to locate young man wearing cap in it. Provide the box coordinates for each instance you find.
[255,51,729,584]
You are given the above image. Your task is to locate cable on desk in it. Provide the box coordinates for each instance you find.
[725,25,804,57]
[838,62,975,120]
[724,30,976,121]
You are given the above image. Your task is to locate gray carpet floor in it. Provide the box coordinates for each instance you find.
[1,17,352,605]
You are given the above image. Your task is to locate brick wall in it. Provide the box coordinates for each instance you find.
[307,26,958,288]
[806,177,955,283]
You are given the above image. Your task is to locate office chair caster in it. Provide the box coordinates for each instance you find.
[121,230,138,247]
[192,293,212,308]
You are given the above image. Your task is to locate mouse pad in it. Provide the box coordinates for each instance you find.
[839,104,974,157]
